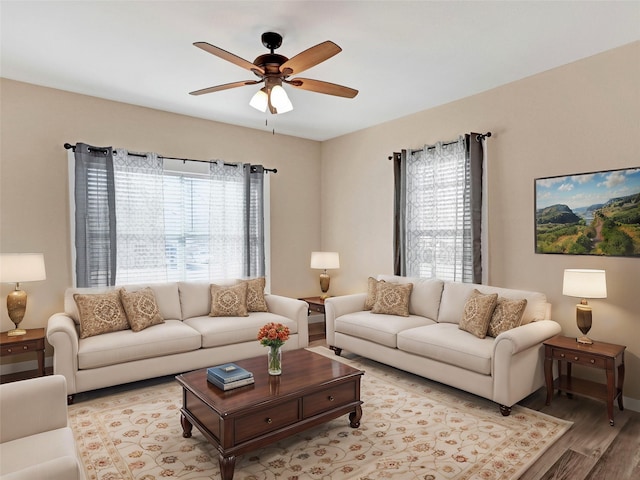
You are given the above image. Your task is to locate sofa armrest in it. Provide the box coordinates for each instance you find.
[0,375,69,443]
[324,293,367,346]
[494,320,562,356]
[265,295,309,348]
[46,313,80,395]
[492,320,562,407]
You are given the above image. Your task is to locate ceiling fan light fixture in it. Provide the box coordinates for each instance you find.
[249,87,268,112]
[270,84,293,114]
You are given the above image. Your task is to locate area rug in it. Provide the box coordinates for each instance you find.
[68,347,571,480]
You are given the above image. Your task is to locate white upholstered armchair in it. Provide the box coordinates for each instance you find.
[0,375,83,480]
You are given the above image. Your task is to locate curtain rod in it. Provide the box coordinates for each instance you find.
[63,143,277,174]
[387,131,492,160]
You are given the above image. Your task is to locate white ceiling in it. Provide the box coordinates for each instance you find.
[1,1,639,141]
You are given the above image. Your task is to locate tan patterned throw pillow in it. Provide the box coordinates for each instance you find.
[120,287,165,332]
[74,290,130,339]
[243,277,269,312]
[210,282,249,317]
[459,289,498,339]
[363,277,385,311]
[371,282,413,317]
[487,298,527,337]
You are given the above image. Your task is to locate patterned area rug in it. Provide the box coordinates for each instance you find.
[68,347,571,479]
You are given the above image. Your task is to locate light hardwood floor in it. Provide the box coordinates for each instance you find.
[310,325,640,480]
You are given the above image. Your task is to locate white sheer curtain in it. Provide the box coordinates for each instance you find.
[403,136,475,282]
[208,160,246,279]
[208,161,265,279]
[113,150,168,284]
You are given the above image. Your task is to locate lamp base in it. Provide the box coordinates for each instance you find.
[7,328,27,337]
[577,335,593,345]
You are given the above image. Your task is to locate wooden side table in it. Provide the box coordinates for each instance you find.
[299,297,326,341]
[543,335,625,426]
[0,328,46,380]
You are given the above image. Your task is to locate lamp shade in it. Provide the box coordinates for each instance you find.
[249,88,268,112]
[270,85,293,113]
[0,253,47,283]
[310,252,340,270]
[562,269,607,299]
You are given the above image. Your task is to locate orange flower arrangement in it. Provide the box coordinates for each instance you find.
[257,322,290,348]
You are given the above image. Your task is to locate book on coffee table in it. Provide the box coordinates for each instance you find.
[207,374,255,391]
[207,363,253,383]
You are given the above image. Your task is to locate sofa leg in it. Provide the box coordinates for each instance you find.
[67,394,75,405]
[329,346,342,356]
[499,405,511,416]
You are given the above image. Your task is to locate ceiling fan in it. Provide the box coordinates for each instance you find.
[189,32,358,114]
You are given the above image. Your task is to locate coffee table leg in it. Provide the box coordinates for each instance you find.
[180,413,193,438]
[219,454,236,480]
[349,405,362,428]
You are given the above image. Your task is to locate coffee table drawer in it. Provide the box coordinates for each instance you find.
[235,399,300,443]
[303,381,357,418]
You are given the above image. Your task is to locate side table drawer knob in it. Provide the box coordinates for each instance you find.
[328,396,334,401]
[7,348,11,353]
[266,418,272,424]
[560,353,565,358]
[590,359,595,364]
[574,356,579,361]
[23,346,28,350]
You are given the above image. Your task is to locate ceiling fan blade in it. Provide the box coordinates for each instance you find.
[189,80,261,96]
[289,78,358,98]
[280,41,341,75]
[193,42,265,76]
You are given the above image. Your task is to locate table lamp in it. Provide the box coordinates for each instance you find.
[0,253,47,336]
[310,252,340,299]
[562,268,607,344]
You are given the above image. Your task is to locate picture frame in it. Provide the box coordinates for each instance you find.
[534,167,640,257]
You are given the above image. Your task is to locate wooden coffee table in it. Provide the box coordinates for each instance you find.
[176,349,364,480]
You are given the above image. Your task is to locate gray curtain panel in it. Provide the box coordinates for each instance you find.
[74,143,117,287]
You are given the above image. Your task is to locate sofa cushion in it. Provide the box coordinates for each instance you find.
[179,280,237,319]
[0,428,80,479]
[438,282,547,325]
[487,298,527,337]
[73,290,130,339]
[398,323,494,375]
[120,287,165,332]
[185,312,297,348]
[364,277,384,310]
[334,311,435,348]
[210,282,249,317]
[458,289,498,339]
[243,277,269,312]
[65,283,182,324]
[77,320,201,369]
[371,282,413,316]
[377,275,444,319]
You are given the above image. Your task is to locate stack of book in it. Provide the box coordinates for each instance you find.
[207,363,254,390]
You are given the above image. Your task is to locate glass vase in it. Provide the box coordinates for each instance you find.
[268,345,282,375]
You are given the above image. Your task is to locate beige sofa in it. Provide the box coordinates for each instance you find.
[0,375,83,480]
[325,275,562,415]
[47,281,308,400]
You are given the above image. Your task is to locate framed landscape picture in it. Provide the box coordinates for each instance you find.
[535,167,640,257]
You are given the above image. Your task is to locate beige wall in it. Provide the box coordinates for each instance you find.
[0,79,323,339]
[1,42,639,405]
[321,42,640,404]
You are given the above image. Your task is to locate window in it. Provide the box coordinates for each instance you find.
[71,144,267,287]
[394,134,484,283]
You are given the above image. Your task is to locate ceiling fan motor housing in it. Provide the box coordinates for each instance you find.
[253,54,289,77]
